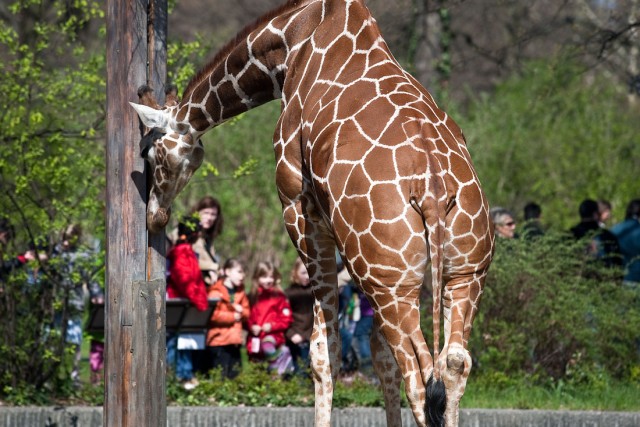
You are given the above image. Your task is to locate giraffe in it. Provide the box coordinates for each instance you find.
[131,1,494,426]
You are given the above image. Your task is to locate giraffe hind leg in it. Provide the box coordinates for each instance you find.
[370,318,445,427]
[438,273,486,427]
[368,284,433,427]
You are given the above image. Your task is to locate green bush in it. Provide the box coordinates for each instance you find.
[170,364,304,406]
[167,363,385,408]
[0,252,103,404]
[456,59,640,228]
[469,232,640,382]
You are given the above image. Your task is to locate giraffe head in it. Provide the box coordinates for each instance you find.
[130,90,204,233]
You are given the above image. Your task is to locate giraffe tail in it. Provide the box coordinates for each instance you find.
[418,174,448,426]
[426,373,446,427]
[425,220,447,427]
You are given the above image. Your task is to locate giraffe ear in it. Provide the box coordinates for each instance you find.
[129,102,169,129]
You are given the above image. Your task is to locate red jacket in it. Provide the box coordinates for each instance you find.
[207,279,250,346]
[247,287,293,352]
[166,243,208,311]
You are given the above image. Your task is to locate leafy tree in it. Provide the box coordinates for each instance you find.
[0,0,105,400]
[0,0,106,244]
[457,58,640,228]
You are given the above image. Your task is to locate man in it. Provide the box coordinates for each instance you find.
[570,199,622,269]
[521,202,544,239]
[611,199,640,284]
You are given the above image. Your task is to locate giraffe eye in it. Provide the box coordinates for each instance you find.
[140,129,165,159]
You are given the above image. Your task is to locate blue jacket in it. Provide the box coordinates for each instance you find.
[611,219,640,283]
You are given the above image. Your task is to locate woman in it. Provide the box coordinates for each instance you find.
[168,196,224,375]
[169,196,224,285]
[166,216,208,389]
[192,196,224,286]
[490,207,517,239]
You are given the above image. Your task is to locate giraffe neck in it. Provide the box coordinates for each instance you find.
[173,0,323,134]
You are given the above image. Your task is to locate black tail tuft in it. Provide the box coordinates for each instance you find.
[425,374,446,427]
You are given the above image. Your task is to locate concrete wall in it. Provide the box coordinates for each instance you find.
[0,406,639,426]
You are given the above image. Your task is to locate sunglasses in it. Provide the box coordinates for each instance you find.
[502,221,516,227]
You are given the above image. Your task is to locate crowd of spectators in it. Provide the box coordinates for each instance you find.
[1,195,638,389]
[163,196,377,388]
[490,198,639,282]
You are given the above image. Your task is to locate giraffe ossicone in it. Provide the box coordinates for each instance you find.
[131,1,493,426]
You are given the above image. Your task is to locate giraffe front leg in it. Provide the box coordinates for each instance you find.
[303,241,340,427]
[309,279,341,427]
[280,195,340,427]
[370,320,403,427]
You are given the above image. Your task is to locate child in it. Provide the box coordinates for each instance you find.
[206,258,250,379]
[166,215,208,389]
[284,258,313,376]
[247,261,294,375]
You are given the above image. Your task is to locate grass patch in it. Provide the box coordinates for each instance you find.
[163,367,640,411]
[463,375,640,411]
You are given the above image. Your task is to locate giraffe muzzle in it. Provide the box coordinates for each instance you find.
[147,207,171,233]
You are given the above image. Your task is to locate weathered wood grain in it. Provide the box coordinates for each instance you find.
[106,1,167,425]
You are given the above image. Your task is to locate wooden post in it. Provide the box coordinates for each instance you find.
[105,0,167,425]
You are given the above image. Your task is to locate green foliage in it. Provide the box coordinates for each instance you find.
[457,59,640,228]
[469,232,640,381]
[0,0,106,242]
[74,380,104,406]
[165,363,388,408]
[333,377,386,408]
[0,0,105,404]
[0,246,103,403]
[167,37,207,90]
[168,364,315,407]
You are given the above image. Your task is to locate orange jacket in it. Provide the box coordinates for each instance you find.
[207,279,250,347]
